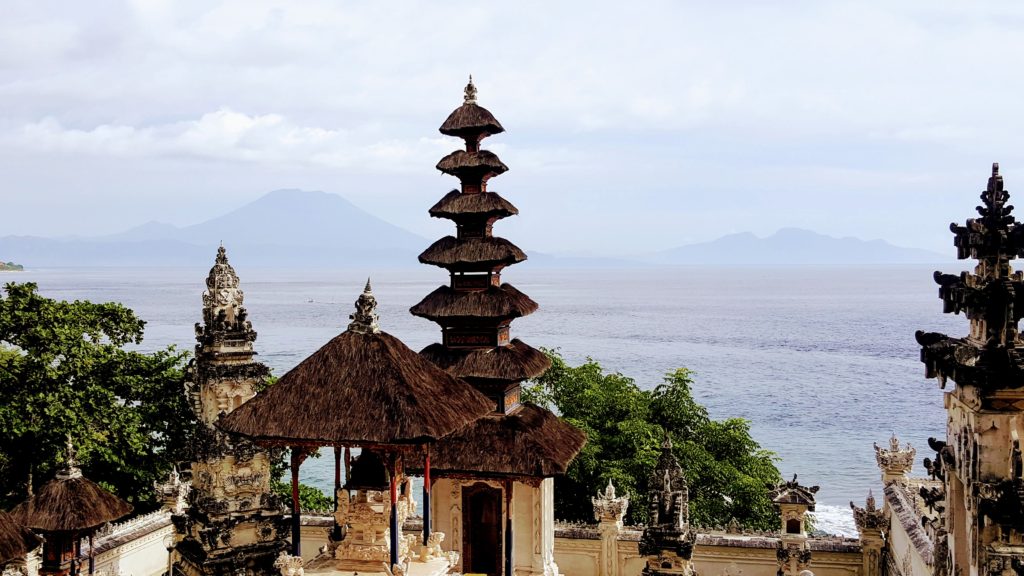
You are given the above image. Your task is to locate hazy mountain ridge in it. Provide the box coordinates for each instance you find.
[0,191,949,267]
[1,190,428,267]
[652,227,949,266]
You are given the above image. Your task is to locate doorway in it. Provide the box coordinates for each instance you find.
[462,482,503,575]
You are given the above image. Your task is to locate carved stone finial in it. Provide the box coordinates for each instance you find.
[874,434,915,480]
[348,279,381,334]
[850,490,886,533]
[464,75,477,104]
[593,480,629,524]
[57,435,82,480]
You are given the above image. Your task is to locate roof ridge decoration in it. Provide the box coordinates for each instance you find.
[464,74,477,104]
[55,435,82,480]
[196,244,256,353]
[917,162,1024,391]
[348,279,381,334]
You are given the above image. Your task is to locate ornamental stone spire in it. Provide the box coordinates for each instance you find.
[195,244,255,358]
[347,279,380,334]
[55,435,82,481]
[873,433,915,484]
[640,437,697,576]
[464,75,477,104]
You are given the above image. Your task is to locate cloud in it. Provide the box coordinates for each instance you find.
[15,109,453,172]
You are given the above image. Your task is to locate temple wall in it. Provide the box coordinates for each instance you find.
[85,511,174,576]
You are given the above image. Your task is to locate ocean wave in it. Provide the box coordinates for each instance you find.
[809,504,857,537]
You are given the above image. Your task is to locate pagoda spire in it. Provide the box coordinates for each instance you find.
[347,278,381,334]
[412,78,550,414]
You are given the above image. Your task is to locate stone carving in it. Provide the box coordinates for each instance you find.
[273,553,304,576]
[170,246,288,576]
[464,75,477,104]
[347,279,380,334]
[334,474,415,567]
[640,436,697,576]
[875,434,916,481]
[418,532,446,562]
[593,480,629,525]
[851,491,886,532]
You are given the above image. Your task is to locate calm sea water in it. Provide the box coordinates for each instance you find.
[4,264,964,535]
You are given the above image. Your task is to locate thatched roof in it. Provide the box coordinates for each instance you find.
[420,339,551,381]
[411,284,538,323]
[439,104,504,140]
[0,510,40,564]
[419,236,526,270]
[11,475,133,533]
[219,285,494,446]
[410,404,585,478]
[436,150,508,178]
[429,190,519,221]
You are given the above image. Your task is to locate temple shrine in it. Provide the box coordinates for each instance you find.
[219,280,495,575]
[167,246,290,576]
[915,163,1024,576]
[409,77,586,576]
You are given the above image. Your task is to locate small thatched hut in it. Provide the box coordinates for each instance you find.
[11,441,132,576]
[0,510,41,568]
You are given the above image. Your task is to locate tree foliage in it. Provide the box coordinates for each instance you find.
[524,350,781,529]
[0,282,193,509]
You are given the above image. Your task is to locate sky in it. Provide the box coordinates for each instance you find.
[2,1,1024,256]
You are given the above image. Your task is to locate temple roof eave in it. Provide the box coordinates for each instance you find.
[418,235,527,269]
[420,339,551,382]
[428,189,519,221]
[410,283,539,322]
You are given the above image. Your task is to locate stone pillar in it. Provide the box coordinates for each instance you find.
[770,475,819,576]
[851,491,886,576]
[593,481,629,576]
[874,434,915,485]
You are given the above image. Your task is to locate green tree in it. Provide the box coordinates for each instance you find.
[524,351,781,529]
[0,282,193,509]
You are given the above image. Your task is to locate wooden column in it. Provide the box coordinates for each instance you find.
[389,453,399,568]
[505,479,514,576]
[423,445,431,546]
[88,533,94,575]
[290,448,302,557]
[333,446,342,540]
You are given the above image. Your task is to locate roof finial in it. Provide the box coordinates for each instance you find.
[216,243,228,264]
[994,162,1000,176]
[464,75,478,105]
[57,434,83,480]
[348,279,380,334]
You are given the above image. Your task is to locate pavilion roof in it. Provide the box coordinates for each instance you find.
[0,510,41,564]
[11,445,133,533]
[411,284,538,323]
[218,282,494,447]
[770,475,819,510]
[418,236,526,270]
[420,339,550,382]
[411,404,586,478]
[428,189,519,221]
[439,77,504,139]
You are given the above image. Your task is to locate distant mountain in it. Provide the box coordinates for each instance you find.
[0,190,427,267]
[652,228,949,266]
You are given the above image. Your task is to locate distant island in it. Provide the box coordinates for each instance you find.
[0,261,23,271]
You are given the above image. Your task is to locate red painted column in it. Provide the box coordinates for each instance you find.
[423,446,431,546]
[290,448,302,556]
[333,446,342,540]
[389,453,399,568]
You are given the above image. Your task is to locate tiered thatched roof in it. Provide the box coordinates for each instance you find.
[429,189,519,220]
[219,285,494,446]
[411,284,537,322]
[420,339,551,382]
[436,150,509,178]
[411,405,586,478]
[12,470,133,532]
[439,80,504,140]
[418,236,527,269]
[0,510,40,564]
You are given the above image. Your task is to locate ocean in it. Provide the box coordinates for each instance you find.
[4,264,963,536]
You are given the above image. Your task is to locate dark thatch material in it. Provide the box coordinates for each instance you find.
[439,103,504,139]
[420,339,551,381]
[218,330,494,446]
[0,510,41,564]
[436,150,508,178]
[410,284,538,322]
[11,476,133,532]
[418,236,526,270]
[410,404,586,478]
[429,190,518,221]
